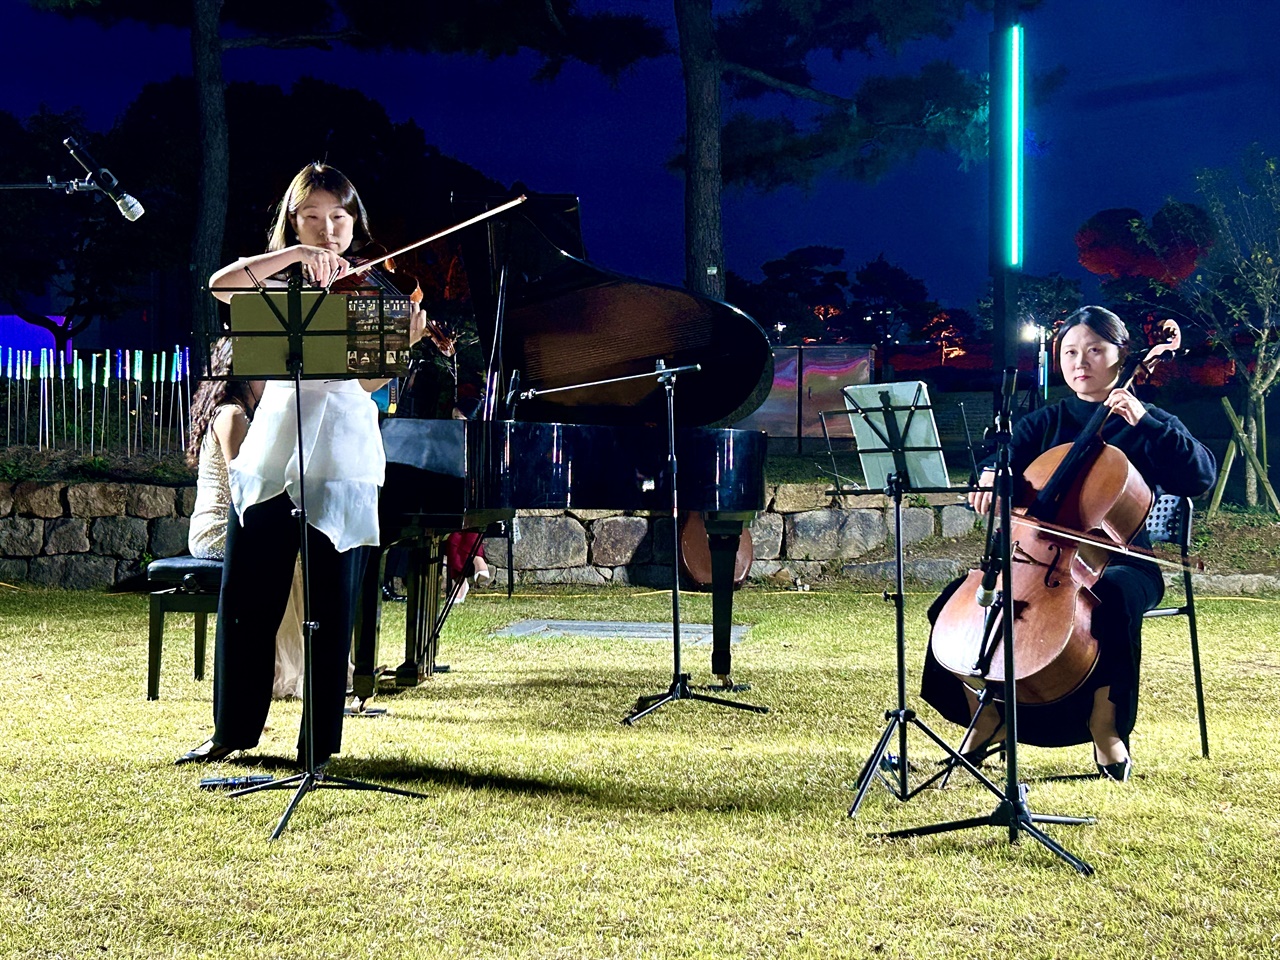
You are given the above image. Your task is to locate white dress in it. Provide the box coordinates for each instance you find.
[228,379,385,552]
[188,409,237,559]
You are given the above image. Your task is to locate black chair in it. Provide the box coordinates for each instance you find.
[1142,494,1209,758]
[146,555,223,701]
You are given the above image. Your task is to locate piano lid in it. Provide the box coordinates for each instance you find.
[461,192,774,429]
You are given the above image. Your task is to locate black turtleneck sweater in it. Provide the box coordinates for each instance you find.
[982,394,1217,565]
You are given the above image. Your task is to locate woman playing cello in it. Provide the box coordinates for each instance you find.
[921,306,1216,781]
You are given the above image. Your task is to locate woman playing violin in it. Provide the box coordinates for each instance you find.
[921,306,1216,781]
[177,162,444,766]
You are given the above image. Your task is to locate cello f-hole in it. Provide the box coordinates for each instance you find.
[1043,543,1062,589]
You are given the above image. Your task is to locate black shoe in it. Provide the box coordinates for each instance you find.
[175,739,238,765]
[1092,744,1133,782]
[1096,756,1133,782]
[942,737,1005,769]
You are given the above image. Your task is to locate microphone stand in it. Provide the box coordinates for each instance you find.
[518,361,768,724]
[874,368,1096,875]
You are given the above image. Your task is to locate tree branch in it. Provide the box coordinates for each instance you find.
[721,60,855,112]
[222,31,359,51]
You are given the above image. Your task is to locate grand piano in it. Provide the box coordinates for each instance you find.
[351,194,773,698]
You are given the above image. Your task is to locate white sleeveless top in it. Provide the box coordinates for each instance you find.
[228,379,384,552]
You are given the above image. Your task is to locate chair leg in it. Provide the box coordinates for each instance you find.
[1185,583,1209,759]
[148,601,164,701]
[194,612,208,682]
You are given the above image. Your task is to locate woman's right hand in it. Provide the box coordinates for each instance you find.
[294,244,351,287]
[968,468,996,515]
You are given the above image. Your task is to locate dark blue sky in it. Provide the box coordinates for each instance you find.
[6,0,1280,311]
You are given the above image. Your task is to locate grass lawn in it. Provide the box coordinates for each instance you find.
[2,582,1279,959]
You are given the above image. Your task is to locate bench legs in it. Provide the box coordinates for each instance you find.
[147,592,218,700]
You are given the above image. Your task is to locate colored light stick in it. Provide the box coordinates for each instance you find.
[38,349,47,450]
[89,351,97,456]
[4,347,10,447]
[59,349,66,450]
[134,350,144,451]
[156,352,166,455]
[23,350,32,446]
[100,349,110,450]
[73,354,80,450]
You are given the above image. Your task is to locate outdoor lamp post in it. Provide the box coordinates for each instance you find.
[1021,321,1049,409]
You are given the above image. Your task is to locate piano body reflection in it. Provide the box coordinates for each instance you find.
[352,194,773,696]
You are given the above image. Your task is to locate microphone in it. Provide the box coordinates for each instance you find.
[998,365,1017,420]
[63,137,144,221]
[975,560,999,607]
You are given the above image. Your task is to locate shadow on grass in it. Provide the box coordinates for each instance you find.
[190,751,809,815]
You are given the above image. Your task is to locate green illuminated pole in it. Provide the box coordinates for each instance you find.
[990,0,1024,404]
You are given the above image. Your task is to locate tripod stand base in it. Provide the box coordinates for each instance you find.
[623,673,768,725]
[848,708,1097,875]
[881,791,1096,876]
[230,767,430,839]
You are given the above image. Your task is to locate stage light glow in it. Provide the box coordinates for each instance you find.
[1008,24,1024,268]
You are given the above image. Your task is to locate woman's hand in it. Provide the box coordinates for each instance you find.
[1104,387,1147,427]
[294,244,351,287]
[969,467,996,515]
[410,302,455,357]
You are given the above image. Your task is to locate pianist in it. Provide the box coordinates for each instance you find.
[176,162,437,767]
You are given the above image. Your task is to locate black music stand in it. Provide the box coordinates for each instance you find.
[837,384,971,805]
[215,273,428,839]
[840,379,1095,875]
[517,361,768,724]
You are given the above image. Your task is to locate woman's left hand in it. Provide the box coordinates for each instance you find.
[1104,387,1147,426]
[409,302,455,357]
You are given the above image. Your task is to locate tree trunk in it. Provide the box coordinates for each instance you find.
[190,0,228,366]
[674,0,724,300]
[1245,392,1261,507]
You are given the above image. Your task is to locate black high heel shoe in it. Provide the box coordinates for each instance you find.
[175,739,238,765]
[1093,746,1132,782]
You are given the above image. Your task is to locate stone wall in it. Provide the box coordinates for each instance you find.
[0,479,974,590]
[485,484,976,588]
[0,481,194,589]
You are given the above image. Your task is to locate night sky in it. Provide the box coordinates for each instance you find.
[6,0,1280,312]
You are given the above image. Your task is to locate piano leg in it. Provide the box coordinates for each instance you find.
[396,535,450,686]
[705,518,744,688]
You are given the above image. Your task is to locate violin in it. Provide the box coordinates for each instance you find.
[929,321,1182,704]
[334,245,456,356]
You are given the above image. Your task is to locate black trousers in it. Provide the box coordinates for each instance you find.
[920,559,1164,749]
[213,494,365,759]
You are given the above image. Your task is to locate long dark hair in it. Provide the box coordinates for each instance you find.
[185,339,257,468]
[1055,305,1131,363]
[266,162,373,253]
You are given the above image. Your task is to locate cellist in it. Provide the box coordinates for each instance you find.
[920,306,1216,781]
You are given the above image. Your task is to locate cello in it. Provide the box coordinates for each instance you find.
[930,320,1183,704]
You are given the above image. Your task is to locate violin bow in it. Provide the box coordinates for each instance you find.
[336,194,529,284]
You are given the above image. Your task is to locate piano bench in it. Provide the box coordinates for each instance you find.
[146,556,223,701]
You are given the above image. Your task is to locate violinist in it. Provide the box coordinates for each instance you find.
[920,306,1216,782]
[177,162,438,766]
